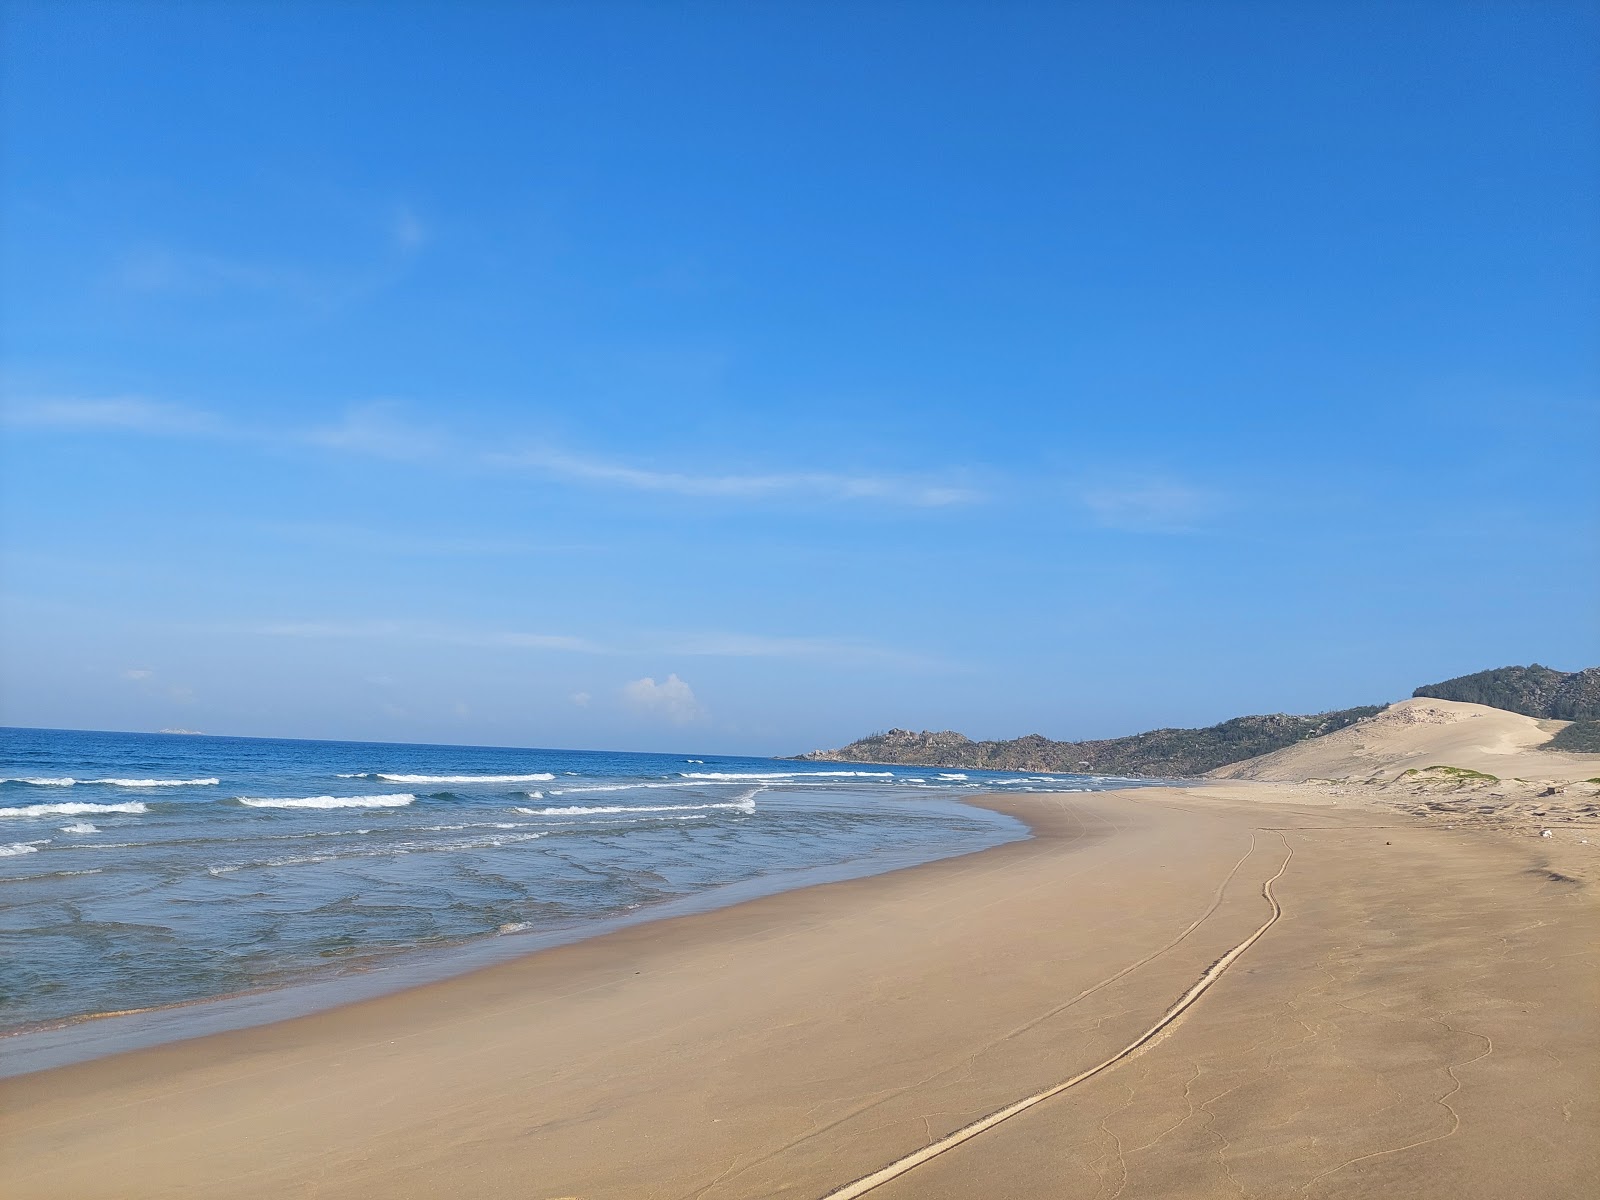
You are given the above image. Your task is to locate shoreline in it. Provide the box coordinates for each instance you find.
[0,794,1033,1078]
[4,785,1595,1198]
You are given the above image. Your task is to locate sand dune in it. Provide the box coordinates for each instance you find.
[1211,697,1600,784]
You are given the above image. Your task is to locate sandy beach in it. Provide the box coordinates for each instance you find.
[3,771,1596,1199]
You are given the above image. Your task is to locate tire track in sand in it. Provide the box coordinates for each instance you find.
[821,830,1295,1199]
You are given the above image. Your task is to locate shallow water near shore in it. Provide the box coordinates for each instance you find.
[1,727,1153,1064]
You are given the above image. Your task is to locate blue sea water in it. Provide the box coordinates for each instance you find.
[0,727,1134,1038]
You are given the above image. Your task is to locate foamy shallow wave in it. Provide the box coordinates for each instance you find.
[0,801,148,818]
[678,770,892,780]
[550,781,722,795]
[937,773,968,780]
[235,794,416,810]
[515,797,757,817]
[207,830,548,873]
[61,822,99,834]
[342,772,556,784]
[0,776,217,787]
[1,840,49,857]
[96,777,219,787]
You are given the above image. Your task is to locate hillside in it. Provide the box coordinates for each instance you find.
[1413,664,1600,720]
[795,706,1382,777]
[1208,697,1600,785]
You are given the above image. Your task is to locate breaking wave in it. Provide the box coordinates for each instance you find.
[0,777,217,787]
[515,796,758,817]
[678,770,892,780]
[341,773,556,784]
[0,801,149,818]
[549,781,718,795]
[98,777,219,787]
[235,794,416,810]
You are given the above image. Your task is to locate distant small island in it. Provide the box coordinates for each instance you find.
[158,728,205,735]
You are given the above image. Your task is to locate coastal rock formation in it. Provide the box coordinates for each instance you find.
[796,707,1382,777]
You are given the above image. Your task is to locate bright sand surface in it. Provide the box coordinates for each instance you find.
[2,783,1597,1198]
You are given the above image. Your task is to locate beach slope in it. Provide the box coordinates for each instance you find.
[2,786,1596,1198]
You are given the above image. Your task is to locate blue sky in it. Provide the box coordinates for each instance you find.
[3,1,1596,754]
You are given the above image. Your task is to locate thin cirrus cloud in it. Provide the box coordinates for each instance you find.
[239,620,600,653]
[232,619,922,665]
[499,447,980,507]
[8,395,980,509]
[302,403,446,460]
[656,631,939,667]
[259,521,555,557]
[111,205,429,312]
[2,397,223,435]
[1080,480,1226,533]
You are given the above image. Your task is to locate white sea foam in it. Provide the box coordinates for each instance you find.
[235,794,416,810]
[549,781,715,795]
[351,773,556,784]
[96,777,218,787]
[524,790,544,800]
[515,796,757,817]
[1,840,48,857]
[937,773,968,780]
[60,822,100,834]
[0,777,217,787]
[207,830,547,874]
[678,770,892,780]
[0,801,148,818]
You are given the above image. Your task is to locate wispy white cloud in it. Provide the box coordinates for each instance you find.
[302,403,444,460]
[111,202,430,315]
[229,618,924,664]
[240,620,600,653]
[391,206,428,252]
[114,245,312,299]
[1081,480,1225,533]
[502,448,980,507]
[622,673,702,723]
[259,521,551,557]
[658,631,931,665]
[11,393,981,510]
[3,397,221,435]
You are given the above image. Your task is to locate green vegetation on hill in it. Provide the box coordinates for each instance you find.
[796,707,1383,777]
[1413,664,1600,721]
[1543,720,1600,754]
[800,663,1600,778]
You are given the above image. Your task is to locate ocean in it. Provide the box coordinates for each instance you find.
[0,726,1141,1051]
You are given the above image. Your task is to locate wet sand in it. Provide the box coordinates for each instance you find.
[2,785,1596,1198]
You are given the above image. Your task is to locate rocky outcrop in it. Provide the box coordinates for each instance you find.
[796,707,1383,777]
